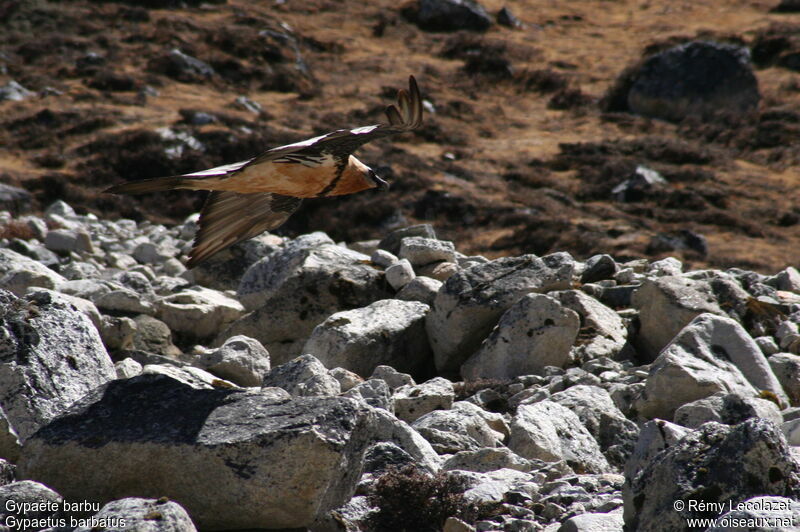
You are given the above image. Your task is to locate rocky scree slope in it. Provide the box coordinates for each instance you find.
[0,201,797,530]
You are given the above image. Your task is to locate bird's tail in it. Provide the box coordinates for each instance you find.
[105,176,190,195]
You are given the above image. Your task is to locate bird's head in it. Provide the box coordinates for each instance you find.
[335,155,390,196]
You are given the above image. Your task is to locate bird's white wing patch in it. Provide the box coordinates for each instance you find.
[350,125,379,135]
[275,133,331,150]
[184,159,253,177]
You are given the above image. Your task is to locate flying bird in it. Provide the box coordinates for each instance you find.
[106,76,423,267]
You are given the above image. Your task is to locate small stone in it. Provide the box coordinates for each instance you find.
[398,237,456,267]
[385,259,416,290]
[370,249,398,268]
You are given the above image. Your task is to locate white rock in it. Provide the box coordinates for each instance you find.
[114,358,143,379]
[44,229,94,254]
[385,259,415,290]
[142,364,236,389]
[18,375,379,530]
[26,288,101,330]
[261,354,341,397]
[774,266,800,292]
[631,276,724,361]
[303,299,431,378]
[370,365,415,391]
[225,241,390,364]
[341,378,393,412]
[461,294,580,380]
[0,249,65,296]
[549,385,639,470]
[768,352,800,406]
[427,253,575,376]
[558,510,624,532]
[554,290,628,360]
[198,335,270,387]
[393,377,455,423]
[441,447,534,473]
[396,276,442,305]
[508,400,611,474]
[705,496,800,532]
[413,401,507,452]
[398,236,456,266]
[95,287,154,314]
[329,367,363,392]
[156,287,244,340]
[0,290,115,440]
[369,249,398,268]
[623,419,690,483]
[636,313,789,419]
[72,497,197,532]
[782,417,800,445]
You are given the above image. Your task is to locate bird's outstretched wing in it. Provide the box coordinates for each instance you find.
[187,191,301,267]
[246,75,423,168]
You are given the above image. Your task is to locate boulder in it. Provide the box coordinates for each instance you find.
[74,497,197,531]
[623,419,800,531]
[631,275,725,361]
[156,287,244,341]
[197,335,270,387]
[427,253,574,376]
[0,289,114,440]
[261,354,340,397]
[508,401,611,474]
[627,41,760,122]
[225,241,390,364]
[673,392,783,429]
[549,385,639,470]
[461,293,580,380]
[636,313,789,419]
[18,374,378,530]
[403,0,493,32]
[393,377,454,423]
[303,299,432,379]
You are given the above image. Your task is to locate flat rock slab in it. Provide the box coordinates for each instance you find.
[19,374,376,530]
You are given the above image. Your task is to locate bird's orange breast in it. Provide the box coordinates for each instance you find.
[207,160,340,198]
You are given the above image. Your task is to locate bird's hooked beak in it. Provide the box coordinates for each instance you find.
[368,169,390,191]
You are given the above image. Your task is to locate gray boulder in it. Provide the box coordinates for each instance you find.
[261,354,340,397]
[413,401,506,454]
[0,480,62,527]
[705,496,800,532]
[627,41,760,122]
[18,374,378,530]
[673,392,783,429]
[197,335,270,387]
[636,313,788,420]
[549,385,639,470]
[156,287,244,342]
[404,0,493,32]
[769,352,800,406]
[508,400,611,474]
[623,419,800,531]
[393,377,454,423]
[225,241,390,365]
[461,293,580,380]
[0,289,114,440]
[304,299,432,379]
[631,275,724,361]
[427,253,574,376]
[73,497,197,532]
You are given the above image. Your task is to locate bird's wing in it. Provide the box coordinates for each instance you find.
[187,191,301,267]
[244,75,423,168]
